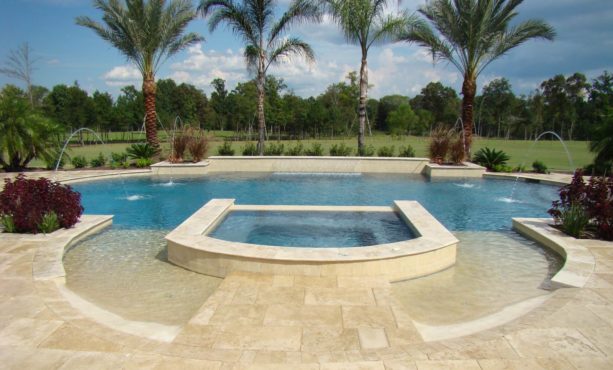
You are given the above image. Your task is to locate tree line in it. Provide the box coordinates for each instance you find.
[14,69,610,143]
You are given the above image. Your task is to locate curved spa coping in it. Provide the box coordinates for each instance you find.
[166,199,459,281]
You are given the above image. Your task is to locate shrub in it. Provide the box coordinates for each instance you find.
[188,134,209,162]
[264,142,285,156]
[532,160,549,174]
[126,143,156,160]
[428,126,451,164]
[90,152,107,167]
[304,143,323,156]
[329,143,353,156]
[448,133,465,164]
[560,204,589,238]
[242,142,258,156]
[585,175,613,240]
[377,146,395,157]
[110,152,128,169]
[285,143,303,156]
[549,170,613,241]
[71,155,87,169]
[217,140,235,156]
[398,145,415,158]
[360,144,375,157]
[473,147,510,170]
[135,158,152,168]
[38,211,60,234]
[492,164,513,173]
[170,133,189,163]
[0,175,83,233]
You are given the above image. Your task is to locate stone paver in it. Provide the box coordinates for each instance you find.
[0,169,612,368]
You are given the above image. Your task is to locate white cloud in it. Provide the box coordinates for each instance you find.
[102,65,141,87]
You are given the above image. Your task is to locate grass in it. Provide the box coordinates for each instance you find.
[29,132,593,171]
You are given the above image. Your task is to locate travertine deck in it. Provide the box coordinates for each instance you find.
[0,170,612,368]
[1,215,613,368]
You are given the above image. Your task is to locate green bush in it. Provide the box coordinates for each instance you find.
[90,152,107,168]
[304,143,323,156]
[126,143,156,160]
[473,147,510,170]
[532,160,549,174]
[217,141,235,156]
[560,203,589,238]
[492,164,513,173]
[1,214,16,233]
[329,143,353,156]
[242,142,258,156]
[110,152,128,169]
[398,145,415,158]
[264,142,285,156]
[135,158,152,168]
[377,146,395,157]
[285,143,303,156]
[359,144,375,157]
[71,155,87,169]
[38,211,60,234]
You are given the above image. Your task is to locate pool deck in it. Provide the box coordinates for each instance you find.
[0,169,612,368]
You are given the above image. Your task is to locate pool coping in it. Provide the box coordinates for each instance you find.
[423,162,486,178]
[512,218,596,288]
[166,199,458,281]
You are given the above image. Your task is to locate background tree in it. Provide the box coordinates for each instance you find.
[200,0,320,155]
[410,82,459,126]
[0,43,39,106]
[77,0,203,149]
[402,0,555,158]
[386,103,419,136]
[323,0,409,154]
[210,78,229,131]
[480,78,515,138]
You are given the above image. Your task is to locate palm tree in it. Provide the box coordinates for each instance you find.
[400,0,555,158]
[0,85,61,171]
[199,0,320,155]
[77,0,202,149]
[321,0,410,155]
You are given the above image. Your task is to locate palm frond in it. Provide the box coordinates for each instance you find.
[266,37,315,72]
[200,0,259,47]
[367,11,412,49]
[268,0,321,48]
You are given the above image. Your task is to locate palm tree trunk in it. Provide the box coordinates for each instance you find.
[358,57,368,155]
[256,70,266,156]
[142,74,159,150]
[461,76,476,159]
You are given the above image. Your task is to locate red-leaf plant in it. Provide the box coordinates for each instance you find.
[549,169,613,241]
[0,175,84,233]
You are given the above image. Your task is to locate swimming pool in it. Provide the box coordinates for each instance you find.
[72,172,557,231]
[64,173,563,325]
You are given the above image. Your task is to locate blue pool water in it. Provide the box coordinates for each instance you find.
[209,211,416,247]
[72,173,557,232]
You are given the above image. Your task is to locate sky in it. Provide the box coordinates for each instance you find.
[0,0,612,99]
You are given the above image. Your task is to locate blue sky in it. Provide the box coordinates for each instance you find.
[1,0,612,99]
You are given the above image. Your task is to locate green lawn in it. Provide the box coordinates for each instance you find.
[31,133,593,172]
